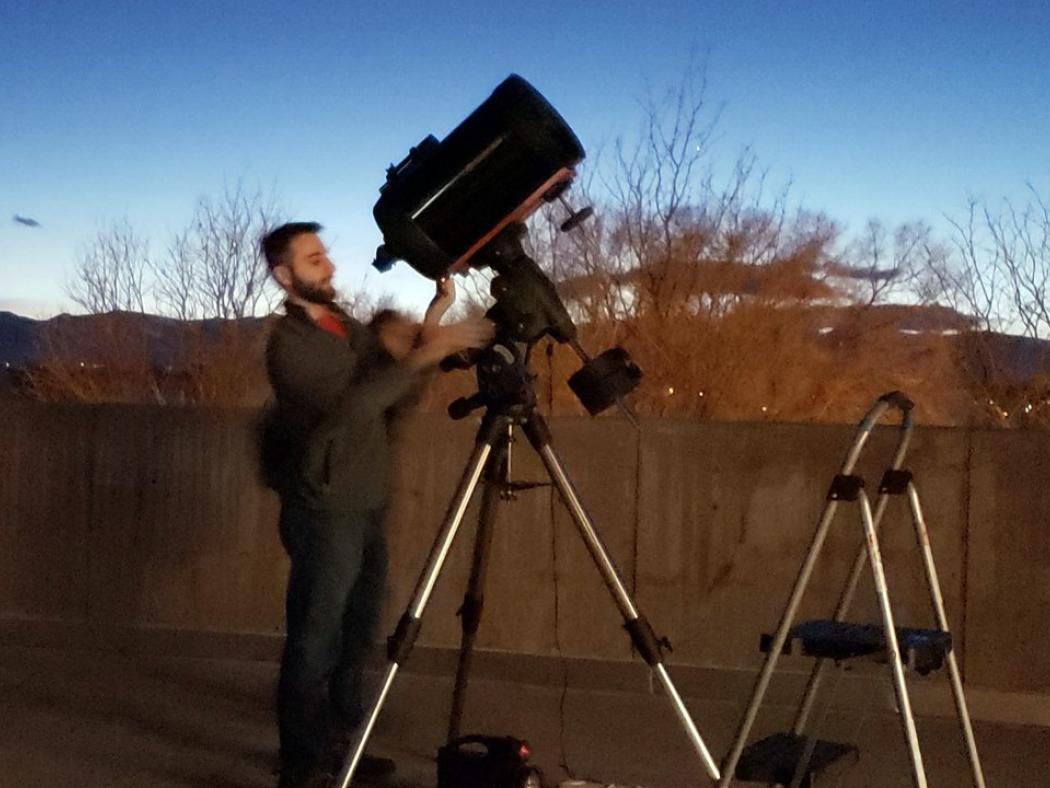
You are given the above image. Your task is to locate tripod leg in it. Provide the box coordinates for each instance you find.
[521,413,721,782]
[905,482,986,788]
[334,415,506,788]
[447,432,509,742]
[858,490,928,788]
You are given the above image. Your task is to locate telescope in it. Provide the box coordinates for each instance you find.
[371,74,638,416]
[372,74,591,281]
[337,76,724,788]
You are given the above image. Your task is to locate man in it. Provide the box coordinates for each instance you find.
[260,222,492,788]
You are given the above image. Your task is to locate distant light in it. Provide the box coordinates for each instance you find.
[1025,404,1033,413]
[697,391,704,397]
[79,361,85,367]
[818,326,834,334]
[667,386,675,396]
[761,406,768,413]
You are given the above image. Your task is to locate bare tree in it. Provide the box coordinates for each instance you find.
[988,186,1050,339]
[335,276,398,322]
[504,65,976,426]
[152,229,203,321]
[835,219,934,306]
[913,186,1050,340]
[35,184,286,406]
[166,183,284,319]
[67,220,150,313]
[920,199,1009,333]
[565,67,798,326]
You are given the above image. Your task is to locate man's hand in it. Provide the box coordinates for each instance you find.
[407,317,494,370]
[374,315,419,361]
[423,277,456,328]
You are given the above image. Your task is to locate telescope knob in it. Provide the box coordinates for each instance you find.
[372,244,396,272]
[448,393,486,420]
[560,205,593,232]
[555,194,593,232]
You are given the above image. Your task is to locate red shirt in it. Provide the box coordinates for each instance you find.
[315,313,347,340]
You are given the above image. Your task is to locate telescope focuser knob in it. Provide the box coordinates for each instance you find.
[560,204,593,232]
[555,194,593,232]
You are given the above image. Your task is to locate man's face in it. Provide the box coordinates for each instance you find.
[281,233,336,305]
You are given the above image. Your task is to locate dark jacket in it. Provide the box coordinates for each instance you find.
[262,302,418,512]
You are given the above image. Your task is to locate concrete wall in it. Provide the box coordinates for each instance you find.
[1,400,1047,697]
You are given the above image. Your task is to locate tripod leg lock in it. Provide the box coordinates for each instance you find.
[387,613,423,664]
[625,615,672,666]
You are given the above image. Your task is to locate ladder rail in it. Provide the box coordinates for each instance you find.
[858,489,928,788]
[906,482,987,788]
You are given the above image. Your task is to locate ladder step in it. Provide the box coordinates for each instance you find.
[760,619,952,674]
[736,732,857,785]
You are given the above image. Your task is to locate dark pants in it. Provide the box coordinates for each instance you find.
[276,503,388,772]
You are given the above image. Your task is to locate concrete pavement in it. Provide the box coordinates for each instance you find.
[2,645,1048,787]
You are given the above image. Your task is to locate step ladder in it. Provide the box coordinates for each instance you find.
[718,392,986,788]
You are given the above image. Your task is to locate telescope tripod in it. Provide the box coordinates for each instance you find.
[335,399,721,786]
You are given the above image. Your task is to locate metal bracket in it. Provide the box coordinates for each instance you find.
[827,474,864,501]
[879,469,914,495]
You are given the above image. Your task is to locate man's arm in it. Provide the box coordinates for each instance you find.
[422,277,455,331]
[267,314,494,421]
[266,326,417,422]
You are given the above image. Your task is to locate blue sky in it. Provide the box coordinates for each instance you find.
[2,1,1048,318]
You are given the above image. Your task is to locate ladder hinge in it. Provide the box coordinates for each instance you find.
[827,474,864,501]
[879,469,913,495]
